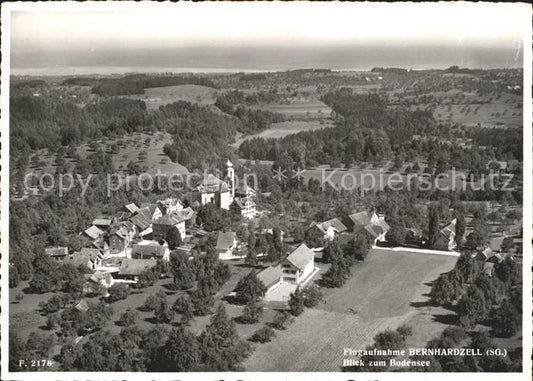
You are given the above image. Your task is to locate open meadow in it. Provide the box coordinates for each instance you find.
[251,99,332,120]
[122,84,219,110]
[243,248,458,371]
[233,119,334,147]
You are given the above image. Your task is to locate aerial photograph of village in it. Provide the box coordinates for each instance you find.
[3,2,529,376]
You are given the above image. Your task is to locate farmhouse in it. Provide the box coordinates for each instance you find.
[152,209,192,242]
[230,197,256,219]
[109,222,135,253]
[280,243,315,284]
[341,211,390,245]
[131,242,170,261]
[129,212,152,232]
[123,203,139,214]
[216,230,238,259]
[64,253,95,270]
[307,218,348,241]
[44,247,68,262]
[84,271,114,296]
[158,198,184,215]
[83,225,104,241]
[434,219,457,251]
[116,258,157,282]
[92,218,112,230]
[138,204,163,221]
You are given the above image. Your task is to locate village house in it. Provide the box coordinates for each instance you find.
[44,247,69,262]
[152,208,194,242]
[307,218,349,241]
[83,225,104,241]
[482,262,495,277]
[280,243,316,284]
[230,197,256,219]
[259,228,285,242]
[115,258,158,282]
[109,222,136,253]
[157,198,184,215]
[434,219,457,251]
[341,211,390,245]
[84,271,114,296]
[123,203,139,214]
[129,212,152,235]
[92,218,113,231]
[64,252,95,270]
[131,242,170,261]
[138,204,163,221]
[216,230,238,259]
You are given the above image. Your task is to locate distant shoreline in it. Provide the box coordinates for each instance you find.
[10,65,523,77]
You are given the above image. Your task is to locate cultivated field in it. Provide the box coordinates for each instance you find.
[233,119,334,147]
[251,99,332,120]
[123,84,219,110]
[243,249,458,371]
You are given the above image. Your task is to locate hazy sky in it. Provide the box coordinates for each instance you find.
[10,2,526,52]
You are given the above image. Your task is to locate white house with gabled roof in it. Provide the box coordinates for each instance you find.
[280,243,315,284]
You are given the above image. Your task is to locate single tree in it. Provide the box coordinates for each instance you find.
[234,271,267,304]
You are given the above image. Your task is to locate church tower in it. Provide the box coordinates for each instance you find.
[225,159,235,201]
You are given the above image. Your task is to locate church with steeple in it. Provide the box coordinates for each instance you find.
[191,160,235,210]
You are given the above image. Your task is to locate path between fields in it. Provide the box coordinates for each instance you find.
[375,246,461,257]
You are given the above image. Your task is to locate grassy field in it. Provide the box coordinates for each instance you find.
[233,119,334,147]
[394,90,522,129]
[243,248,458,371]
[122,84,219,110]
[251,99,332,120]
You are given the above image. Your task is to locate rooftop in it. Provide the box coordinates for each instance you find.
[119,258,157,276]
[286,243,314,270]
[216,231,237,250]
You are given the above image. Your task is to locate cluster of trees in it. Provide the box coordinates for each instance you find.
[214,90,284,134]
[238,86,520,181]
[157,101,237,168]
[246,227,286,263]
[11,96,151,153]
[425,327,521,371]
[54,304,252,372]
[319,234,372,288]
[195,204,236,232]
[238,125,392,168]
[168,246,231,316]
[80,74,218,96]
[11,79,47,89]
[468,127,522,162]
[430,252,522,337]
[9,331,56,371]
[27,253,87,294]
[343,325,414,372]
[56,301,114,339]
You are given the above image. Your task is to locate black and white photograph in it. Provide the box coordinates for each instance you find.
[1,2,531,380]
